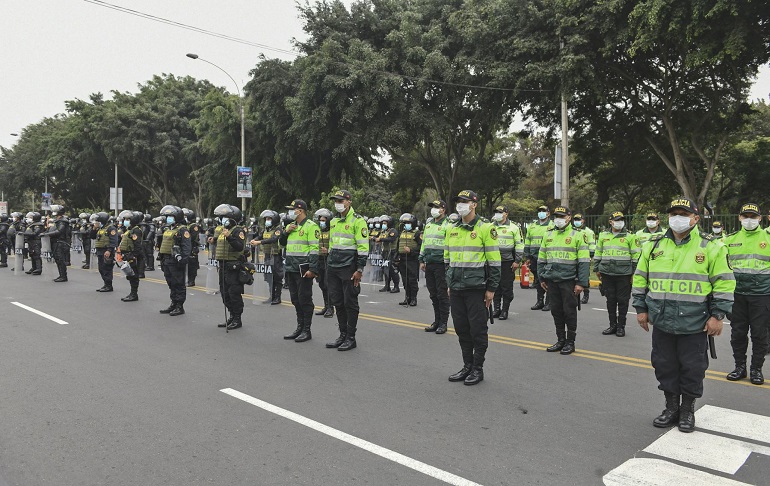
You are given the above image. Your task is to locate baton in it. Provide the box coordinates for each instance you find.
[708,335,717,359]
[488,302,494,324]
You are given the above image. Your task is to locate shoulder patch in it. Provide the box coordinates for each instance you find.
[239,232,245,239]
[110,230,116,235]
[489,228,498,240]
[131,234,138,240]
[700,232,715,240]
[275,230,281,236]
[315,229,320,239]
[361,227,368,238]
[183,231,190,238]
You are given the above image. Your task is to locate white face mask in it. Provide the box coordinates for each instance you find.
[537,211,547,220]
[221,217,230,226]
[334,203,346,213]
[712,227,723,234]
[646,220,658,229]
[741,218,760,231]
[492,213,504,222]
[287,210,296,221]
[612,221,625,231]
[668,215,693,233]
[26,218,33,224]
[554,218,568,229]
[265,219,273,227]
[456,203,471,217]
[430,208,441,219]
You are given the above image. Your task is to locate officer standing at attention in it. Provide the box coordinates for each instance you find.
[525,205,553,311]
[24,212,45,276]
[141,214,156,272]
[636,212,666,246]
[444,190,500,385]
[420,200,450,333]
[90,212,118,291]
[251,210,285,305]
[325,190,369,351]
[594,211,640,337]
[213,204,247,330]
[537,206,590,355]
[158,205,192,316]
[633,197,734,432]
[376,215,400,294]
[183,209,201,287]
[280,200,320,342]
[723,204,769,385]
[491,205,524,320]
[78,213,92,269]
[116,210,144,302]
[44,205,70,282]
[397,213,422,307]
[572,213,595,304]
[314,208,334,318]
[711,221,724,239]
[0,215,9,268]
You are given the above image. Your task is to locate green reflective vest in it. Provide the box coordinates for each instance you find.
[494,220,524,262]
[724,228,770,295]
[632,230,735,334]
[216,226,245,261]
[636,226,666,246]
[443,216,501,291]
[419,217,448,264]
[279,218,320,273]
[524,221,553,259]
[580,226,596,255]
[537,228,591,285]
[593,230,640,276]
[328,208,369,269]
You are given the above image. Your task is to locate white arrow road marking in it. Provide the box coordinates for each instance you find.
[11,302,68,325]
[603,458,751,486]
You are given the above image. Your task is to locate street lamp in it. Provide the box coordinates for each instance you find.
[186,53,247,213]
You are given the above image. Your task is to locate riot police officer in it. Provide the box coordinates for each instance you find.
[140,213,156,272]
[314,208,334,318]
[24,212,45,275]
[376,215,400,294]
[90,212,118,292]
[183,208,201,287]
[214,204,247,330]
[158,205,192,316]
[9,212,26,272]
[116,210,145,302]
[44,205,70,282]
[0,215,9,268]
[78,213,92,269]
[396,213,421,306]
[251,210,285,305]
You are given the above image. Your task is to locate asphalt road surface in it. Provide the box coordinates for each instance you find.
[1,262,768,485]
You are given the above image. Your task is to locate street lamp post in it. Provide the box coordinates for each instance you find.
[186,53,246,213]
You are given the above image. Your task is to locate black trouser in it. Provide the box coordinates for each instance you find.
[161,256,186,304]
[530,257,545,302]
[450,288,488,367]
[383,251,400,289]
[652,327,708,398]
[287,271,314,328]
[269,254,284,300]
[83,239,91,265]
[494,260,515,308]
[398,253,419,301]
[125,259,140,294]
[96,248,113,286]
[425,262,449,326]
[143,241,154,270]
[546,280,578,340]
[187,252,199,283]
[53,242,68,278]
[1,239,8,264]
[218,262,244,316]
[730,293,770,369]
[602,274,632,328]
[316,258,329,305]
[327,265,360,336]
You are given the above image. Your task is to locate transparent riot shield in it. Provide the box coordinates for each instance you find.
[252,250,274,305]
[205,243,219,295]
[14,233,24,276]
[364,250,383,285]
[72,233,83,254]
[41,235,55,275]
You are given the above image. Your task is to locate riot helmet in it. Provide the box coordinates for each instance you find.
[50,204,64,216]
[144,214,153,223]
[26,211,42,223]
[160,205,184,224]
[0,215,8,223]
[214,204,240,228]
[95,212,110,225]
[182,208,196,223]
[131,211,144,226]
[260,209,279,228]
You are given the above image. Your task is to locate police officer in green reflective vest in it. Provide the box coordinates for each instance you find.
[572,213,595,304]
[491,205,524,320]
[420,200,450,333]
[525,205,553,311]
[633,197,734,433]
[636,212,666,246]
[325,190,369,351]
[214,204,247,330]
[445,190,501,386]
[279,199,320,343]
[538,206,590,355]
[711,221,724,240]
[724,203,770,385]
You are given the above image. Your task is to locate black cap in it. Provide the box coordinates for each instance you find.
[330,190,352,201]
[428,199,447,209]
[739,203,761,216]
[646,212,659,219]
[610,211,625,221]
[667,197,699,215]
[286,199,308,210]
[553,206,570,216]
[573,213,583,220]
[453,190,479,202]
[494,205,509,213]
[537,205,549,212]
[712,221,723,228]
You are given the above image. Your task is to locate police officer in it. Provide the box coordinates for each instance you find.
[9,212,26,272]
[636,212,666,246]
[325,190,369,351]
[141,214,156,272]
[724,203,769,385]
[538,206,590,355]
[711,221,724,239]
[280,199,320,342]
[89,212,118,291]
[525,205,553,311]
[251,210,285,304]
[397,213,421,307]
[44,205,70,282]
[573,213,595,304]
[445,190,501,385]
[634,197,734,432]
[314,208,334,318]
[376,215,400,294]
[594,211,640,337]
[491,205,524,320]
[0,215,9,268]
[78,213,92,269]
[116,210,144,301]
[23,212,45,275]
[214,204,247,330]
[158,205,192,316]
[420,200,450,333]
[182,209,201,287]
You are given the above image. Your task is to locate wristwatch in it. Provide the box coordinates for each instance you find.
[712,312,726,321]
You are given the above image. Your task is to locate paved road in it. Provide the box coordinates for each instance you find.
[0,263,768,485]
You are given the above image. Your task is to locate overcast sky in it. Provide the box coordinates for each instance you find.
[1,0,769,151]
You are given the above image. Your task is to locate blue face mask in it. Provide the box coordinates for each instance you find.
[404,224,413,231]
[537,211,547,220]
[319,221,327,229]
[375,224,381,229]
[573,221,583,228]
[166,216,175,224]
[221,217,230,226]
[123,220,130,228]
[265,219,273,227]
[369,223,374,229]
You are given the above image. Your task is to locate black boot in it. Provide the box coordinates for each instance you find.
[678,396,696,433]
[226,314,242,330]
[169,303,185,316]
[435,322,448,334]
[602,324,618,335]
[121,292,138,302]
[390,286,400,294]
[425,322,439,332]
[315,306,327,316]
[464,366,484,386]
[726,363,747,381]
[531,299,544,310]
[326,332,347,348]
[295,320,312,343]
[499,302,510,320]
[324,306,334,318]
[284,322,303,340]
[546,334,566,352]
[653,392,680,428]
[408,298,417,307]
[338,335,357,351]
[542,294,551,312]
[448,364,472,382]
[159,303,175,314]
[750,367,765,385]
[560,340,575,355]
[398,298,409,306]
[379,285,391,292]
[581,290,589,304]
[615,325,626,337]
[218,315,233,328]
[53,276,68,282]
[492,301,501,319]
[96,285,113,292]
[82,264,90,269]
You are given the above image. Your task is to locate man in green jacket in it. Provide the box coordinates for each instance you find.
[491,205,524,320]
[525,205,553,311]
[636,212,666,246]
[419,199,450,334]
[444,190,501,385]
[572,213,595,304]
[724,203,769,385]
[633,197,734,433]
[537,206,591,355]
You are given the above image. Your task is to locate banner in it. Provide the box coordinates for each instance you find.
[237,166,253,198]
[41,193,52,211]
[0,201,7,216]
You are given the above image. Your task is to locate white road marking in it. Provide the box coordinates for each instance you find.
[603,458,751,485]
[11,302,68,325]
[697,405,770,444]
[591,307,638,315]
[643,429,770,474]
[221,388,483,486]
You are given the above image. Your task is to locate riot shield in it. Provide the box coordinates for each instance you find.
[363,251,381,284]
[41,235,55,275]
[14,233,24,276]
[252,250,274,305]
[72,233,83,254]
[205,243,219,295]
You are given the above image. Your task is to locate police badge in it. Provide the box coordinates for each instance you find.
[695,252,706,264]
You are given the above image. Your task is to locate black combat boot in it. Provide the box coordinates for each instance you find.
[218,315,233,328]
[616,318,626,337]
[408,298,417,307]
[435,322,448,334]
[284,320,303,340]
[546,332,566,352]
[295,320,312,343]
[121,292,138,302]
[580,290,589,304]
[678,395,696,433]
[379,285,391,292]
[324,306,334,318]
[750,367,764,385]
[337,334,357,351]
[53,276,68,283]
[602,322,618,335]
[492,300,501,319]
[653,392,680,428]
[726,363,747,381]
[390,285,400,294]
[226,314,242,330]
[425,322,439,332]
[464,366,484,386]
[326,332,347,349]
[398,298,409,306]
[448,364,472,382]
[169,303,185,316]
[531,299,544,310]
[560,340,575,355]
[499,301,510,320]
[82,264,90,269]
[159,302,176,314]
[542,294,551,312]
